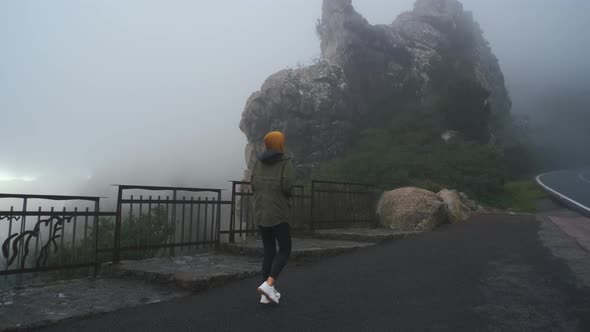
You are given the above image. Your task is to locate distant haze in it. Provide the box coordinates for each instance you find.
[1,0,589,196]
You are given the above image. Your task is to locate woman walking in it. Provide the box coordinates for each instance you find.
[251,131,295,305]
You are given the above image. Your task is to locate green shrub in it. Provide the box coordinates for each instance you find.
[484,180,547,212]
[315,91,507,199]
[78,205,173,262]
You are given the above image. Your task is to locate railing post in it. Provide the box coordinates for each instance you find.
[229,182,236,243]
[170,190,177,257]
[373,186,381,228]
[310,181,315,232]
[216,190,222,249]
[93,199,100,277]
[16,198,27,272]
[113,186,123,264]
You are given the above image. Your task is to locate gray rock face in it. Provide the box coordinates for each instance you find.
[320,0,510,116]
[239,63,356,177]
[240,0,511,177]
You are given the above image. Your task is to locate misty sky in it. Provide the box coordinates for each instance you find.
[1,0,589,195]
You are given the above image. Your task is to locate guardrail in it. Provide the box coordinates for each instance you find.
[536,172,590,217]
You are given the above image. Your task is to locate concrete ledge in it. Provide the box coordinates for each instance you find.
[221,237,375,260]
[102,253,261,292]
[309,228,421,243]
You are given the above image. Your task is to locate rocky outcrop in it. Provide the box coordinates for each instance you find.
[239,63,355,177]
[240,0,511,177]
[377,187,448,231]
[437,189,478,223]
[319,0,510,118]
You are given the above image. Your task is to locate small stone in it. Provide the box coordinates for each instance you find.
[4,301,13,305]
[57,293,66,298]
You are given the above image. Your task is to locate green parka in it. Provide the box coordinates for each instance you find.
[251,150,296,227]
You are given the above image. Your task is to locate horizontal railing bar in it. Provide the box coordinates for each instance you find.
[230,181,251,185]
[0,263,96,276]
[97,241,218,253]
[0,211,118,217]
[115,185,222,193]
[234,191,306,196]
[0,193,101,201]
[233,192,253,197]
[219,230,258,235]
[312,190,374,194]
[230,181,304,190]
[312,179,375,187]
[119,199,232,205]
[312,219,374,223]
[232,193,310,198]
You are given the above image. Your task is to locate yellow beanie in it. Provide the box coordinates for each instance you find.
[264,131,285,153]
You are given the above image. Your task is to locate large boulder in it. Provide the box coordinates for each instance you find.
[437,189,474,223]
[377,187,448,231]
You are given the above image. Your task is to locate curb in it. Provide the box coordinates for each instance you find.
[108,265,260,293]
[307,231,420,243]
[220,242,375,261]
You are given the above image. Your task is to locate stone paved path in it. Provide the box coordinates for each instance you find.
[0,279,187,331]
[106,252,261,291]
[540,217,590,289]
[549,215,590,252]
[537,199,590,289]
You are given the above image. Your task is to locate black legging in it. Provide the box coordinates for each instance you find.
[259,222,292,281]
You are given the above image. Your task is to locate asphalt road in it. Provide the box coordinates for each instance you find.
[537,168,590,213]
[40,214,590,332]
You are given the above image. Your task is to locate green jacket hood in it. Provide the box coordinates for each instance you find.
[259,149,289,165]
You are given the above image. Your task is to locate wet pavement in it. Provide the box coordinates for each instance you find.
[38,213,590,332]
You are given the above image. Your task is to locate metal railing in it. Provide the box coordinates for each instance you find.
[0,194,106,287]
[310,180,379,230]
[1,178,382,286]
[223,181,308,243]
[108,185,229,263]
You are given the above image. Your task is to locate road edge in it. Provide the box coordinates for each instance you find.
[536,172,590,217]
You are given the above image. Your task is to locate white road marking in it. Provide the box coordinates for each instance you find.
[536,172,590,213]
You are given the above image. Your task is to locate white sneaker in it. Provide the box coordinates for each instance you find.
[260,290,281,304]
[257,282,280,304]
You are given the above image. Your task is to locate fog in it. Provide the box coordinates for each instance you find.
[1,0,589,197]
